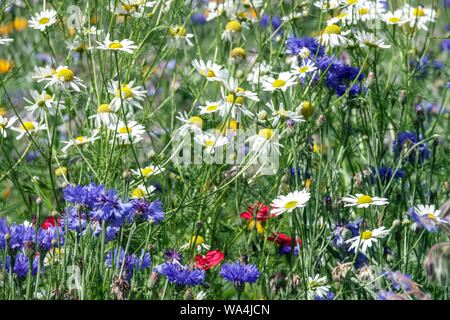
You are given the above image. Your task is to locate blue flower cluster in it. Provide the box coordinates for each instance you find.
[314,291,336,300]
[156,261,206,288]
[219,262,261,287]
[369,167,405,185]
[62,183,165,242]
[286,35,325,58]
[392,132,430,164]
[105,247,152,280]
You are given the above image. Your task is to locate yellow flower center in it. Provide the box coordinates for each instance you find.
[0,60,12,73]
[258,128,273,140]
[225,20,242,32]
[190,235,204,246]
[188,116,204,129]
[427,213,436,220]
[119,126,132,134]
[20,121,35,131]
[116,85,133,99]
[37,94,52,107]
[337,13,347,19]
[122,4,138,13]
[272,79,286,88]
[141,167,154,176]
[388,17,400,23]
[97,104,113,113]
[170,26,187,37]
[132,188,145,199]
[300,101,314,118]
[284,200,298,209]
[109,42,123,49]
[413,8,425,17]
[357,195,373,204]
[348,0,358,4]
[226,94,244,105]
[55,167,68,177]
[359,8,369,15]
[201,69,215,77]
[205,140,215,147]
[324,24,342,35]
[38,17,50,25]
[298,66,309,73]
[361,230,372,239]
[230,47,246,59]
[75,136,85,143]
[206,105,218,111]
[57,68,74,82]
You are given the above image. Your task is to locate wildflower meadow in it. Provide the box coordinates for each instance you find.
[0,0,448,303]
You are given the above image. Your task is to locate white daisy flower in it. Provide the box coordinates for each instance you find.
[111,0,156,17]
[198,101,224,115]
[191,59,228,82]
[221,20,246,41]
[10,120,47,140]
[114,120,146,144]
[402,4,437,31]
[354,31,391,49]
[0,115,17,137]
[382,10,410,25]
[168,26,194,48]
[130,165,165,177]
[32,65,56,83]
[88,103,118,128]
[327,12,349,26]
[343,1,385,25]
[220,77,258,120]
[109,80,147,112]
[341,194,389,208]
[281,11,305,23]
[96,33,138,54]
[247,128,283,158]
[266,101,304,126]
[291,59,317,79]
[44,66,86,92]
[180,235,210,252]
[317,24,350,48]
[173,112,204,139]
[246,61,271,85]
[194,132,229,155]
[131,184,156,199]
[270,189,311,216]
[195,291,207,300]
[410,204,448,231]
[60,132,100,153]
[261,71,297,92]
[314,0,339,11]
[204,2,224,21]
[29,9,57,31]
[345,226,389,254]
[24,90,65,119]
[306,275,331,300]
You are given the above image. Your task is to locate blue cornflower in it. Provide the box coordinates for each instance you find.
[91,189,133,225]
[36,226,65,251]
[381,269,413,291]
[131,199,165,224]
[378,290,395,300]
[260,14,282,35]
[392,132,430,163]
[286,35,325,58]
[0,217,10,250]
[63,183,105,208]
[26,151,41,163]
[163,249,183,264]
[191,13,207,25]
[219,262,261,287]
[9,223,34,251]
[12,252,42,278]
[63,207,87,232]
[157,261,206,288]
[369,167,405,184]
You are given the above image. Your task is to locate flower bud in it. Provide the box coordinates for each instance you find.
[196,220,203,229]
[317,114,326,127]
[399,90,407,105]
[299,47,311,59]
[52,210,59,218]
[36,197,42,205]
[183,289,194,300]
[24,241,35,258]
[148,272,160,289]
[51,238,57,247]
[4,233,10,242]
[257,110,267,120]
[230,47,246,60]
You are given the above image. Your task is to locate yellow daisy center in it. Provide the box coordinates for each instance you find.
[300,101,314,118]
[141,167,154,176]
[388,17,400,23]
[284,200,298,209]
[205,140,215,147]
[188,116,204,129]
[201,69,215,77]
[226,94,244,105]
[122,4,138,13]
[20,121,35,131]
[324,24,342,35]
[119,126,132,134]
[359,8,369,15]
[230,47,246,59]
[37,94,52,107]
[132,188,145,199]
[109,42,123,49]
[272,79,286,88]
[427,213,436,219]
[361,230,372,239]
[170,26,187,37]
[190,235,204,246]
[298,66,309,73]
[97,104,113,113]
[206,105,218,111]
[225,20,242,32]
[357,195,373,204]
[258,128,273,140]
[413,8,425,17]
[38,17,50,25]
[57,68,74,82]
[116,85,133,99]
[76,136,85,143]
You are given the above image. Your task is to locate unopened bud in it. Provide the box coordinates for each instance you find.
[391,219,401,229]
[147,150,156,159]
[317,114,326,127]
[196,220,203,229]
[257,110,267,120]
[51,238,57,247]
[31,176,39,183]
[24,241,35,258]
[52,210,59,218]
[342,228,352,240]
[4,233,10,242]
[299,47,311,59]
[183,289,194,300]
[399,90,407,105]
[366,72,375,88]
[36,197,42,205]
[148,272,160,289]
[230,47,246,60]
[424,257,436,282]
[123,170,130,179]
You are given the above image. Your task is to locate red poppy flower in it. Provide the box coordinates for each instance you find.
[267,232,301,247]
[41,216,62,229]
[195,250,224,270]
[240,203,274,221]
